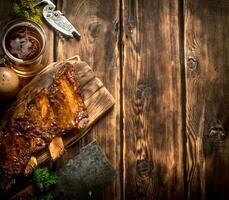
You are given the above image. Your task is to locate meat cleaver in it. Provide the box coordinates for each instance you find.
[53,140,116,200]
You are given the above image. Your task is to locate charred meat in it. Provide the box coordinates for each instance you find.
[0,62,88,176]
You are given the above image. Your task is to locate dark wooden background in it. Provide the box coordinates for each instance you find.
[0,0,229,199]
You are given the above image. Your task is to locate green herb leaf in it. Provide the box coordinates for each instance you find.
[34,167,59,192]
[12,0,43,24]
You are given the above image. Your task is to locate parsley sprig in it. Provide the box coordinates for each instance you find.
[28,167,59,200]
[34,167,58,192]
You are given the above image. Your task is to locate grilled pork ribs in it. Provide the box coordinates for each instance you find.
[0,62,88,176]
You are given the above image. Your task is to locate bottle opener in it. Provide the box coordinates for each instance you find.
[34,0,81,38]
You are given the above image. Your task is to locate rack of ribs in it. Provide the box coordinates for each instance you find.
[0,62,88,176]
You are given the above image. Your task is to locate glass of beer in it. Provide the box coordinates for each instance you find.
[1,19,47,77]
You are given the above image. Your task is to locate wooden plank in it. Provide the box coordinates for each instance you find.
[185,1,229,199]
[122,0,184,199]
[56,0,121,199]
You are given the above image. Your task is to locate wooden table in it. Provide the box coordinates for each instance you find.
[0,0,229,199]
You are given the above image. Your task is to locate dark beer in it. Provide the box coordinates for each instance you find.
[5,26,42,61]
[1,20,47,77]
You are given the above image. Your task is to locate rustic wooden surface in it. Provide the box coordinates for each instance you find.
[0,0,229,199]
[185,1,229,200]
[122,0,184,199]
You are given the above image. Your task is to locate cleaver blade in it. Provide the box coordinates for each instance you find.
[53,140,116,200]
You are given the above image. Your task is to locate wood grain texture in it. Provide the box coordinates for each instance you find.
[56,0,121,199]
[122,0,184,199]
[1,0,229,199]
[185,1,229,199]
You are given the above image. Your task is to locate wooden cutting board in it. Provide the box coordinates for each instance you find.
[34,55,115,166]
[1,56,115,198]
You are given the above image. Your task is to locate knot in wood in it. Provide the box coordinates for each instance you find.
[136,159,153,177]
[126,22,134,38]
[208,127,226,141]
[187,57,198,71]
[186,57,200,78]
[89,22,101,39]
